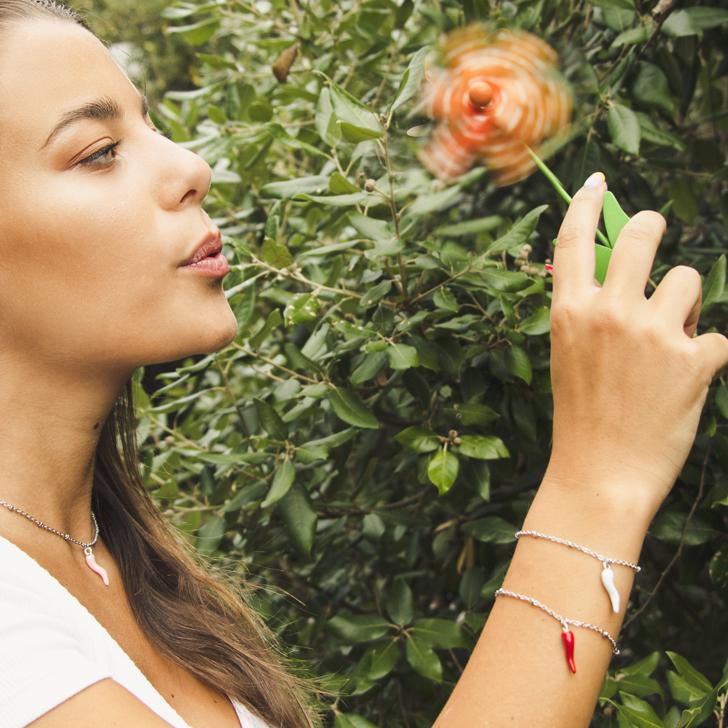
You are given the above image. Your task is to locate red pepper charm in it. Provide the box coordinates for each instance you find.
[561,626,576,673]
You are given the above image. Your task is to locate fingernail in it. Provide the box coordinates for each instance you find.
[583,171,605,189]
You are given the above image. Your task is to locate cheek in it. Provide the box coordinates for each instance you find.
[0,173,159,349]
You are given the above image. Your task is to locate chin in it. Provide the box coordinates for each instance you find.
[149,305,240,363]
[196,306,240,354]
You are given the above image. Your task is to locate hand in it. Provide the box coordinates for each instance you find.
[543,172,728,519]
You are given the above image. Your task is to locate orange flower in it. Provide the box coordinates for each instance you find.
[417,24,573,187]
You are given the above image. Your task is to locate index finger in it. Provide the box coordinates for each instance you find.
[551,171,607,304]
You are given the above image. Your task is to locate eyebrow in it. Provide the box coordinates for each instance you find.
[39,92,149,152]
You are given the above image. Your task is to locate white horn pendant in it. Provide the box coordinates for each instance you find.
[84,546,110,587]
[600,562,620,613]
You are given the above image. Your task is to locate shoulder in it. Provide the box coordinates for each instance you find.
[0,536,112,728]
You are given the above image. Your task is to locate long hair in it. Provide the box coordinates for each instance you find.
[0,3,324,726]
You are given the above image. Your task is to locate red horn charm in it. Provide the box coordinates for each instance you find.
[561,626,577,674]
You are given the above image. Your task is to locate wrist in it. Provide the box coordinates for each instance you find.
[523,473,655,567]
[540,458,666,528]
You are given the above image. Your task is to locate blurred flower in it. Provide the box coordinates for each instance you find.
[416,24,574,187]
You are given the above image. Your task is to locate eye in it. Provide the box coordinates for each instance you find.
[78,141,120,167]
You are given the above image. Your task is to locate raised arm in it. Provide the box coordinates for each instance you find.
[434,172,728,727]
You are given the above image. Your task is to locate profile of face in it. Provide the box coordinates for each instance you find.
[0,18,239,379]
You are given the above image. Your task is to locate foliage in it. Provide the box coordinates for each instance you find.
[95,0,728,724]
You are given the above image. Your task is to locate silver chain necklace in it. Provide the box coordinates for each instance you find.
[0,498,110,586]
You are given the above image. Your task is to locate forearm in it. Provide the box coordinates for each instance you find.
[434,471,657,728]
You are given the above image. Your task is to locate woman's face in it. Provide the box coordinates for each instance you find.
[0,19,238,376]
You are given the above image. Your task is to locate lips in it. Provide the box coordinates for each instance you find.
[179,229,222,267]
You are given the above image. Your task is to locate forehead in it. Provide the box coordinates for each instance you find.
[0,18,138,154]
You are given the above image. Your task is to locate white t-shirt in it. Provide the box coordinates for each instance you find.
[0,534,272,728]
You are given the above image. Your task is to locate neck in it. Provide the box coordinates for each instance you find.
[0,353,133,540]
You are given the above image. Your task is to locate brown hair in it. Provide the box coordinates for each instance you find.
[0,2,324,726]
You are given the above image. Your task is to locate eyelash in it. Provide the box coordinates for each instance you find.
[79,141,121,167]
[77,126,171,167]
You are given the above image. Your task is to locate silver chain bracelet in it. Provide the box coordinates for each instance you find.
[515,529,640,614]
[515,530,641,571]
[495,587,620,673]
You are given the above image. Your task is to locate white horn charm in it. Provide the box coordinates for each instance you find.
[600,562,620,613]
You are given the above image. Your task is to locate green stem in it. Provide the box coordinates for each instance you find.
[524,144,611,248]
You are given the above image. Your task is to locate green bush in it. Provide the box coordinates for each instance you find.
[107,0,728,725]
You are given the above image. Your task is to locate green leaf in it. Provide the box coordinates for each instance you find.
[669,178,699,225]
[335,714,379,728]
[405,636,442,682]
[587,0,634,9]
[621,652,661,678]
[607,103,641,155]
[284,293,320,326]
[716,382,728,420]
[518,307,551,335]
[384,580,414,626]
[254,398,288,440]
[315,87,340,146]
[359,641,400,680]
[278,483,317,558]
[461,516,517,543]
[611,674,664,699]
[665,652,713,695]
[394,426,440,453]
[328,614,391,643]
[388,343,419,370]
[454,402,500,427]
[651,511,716,545]
[261,460,296,508]
[329,171,360,194]
[261,237,294,268]
[390,47,428,114]
[409,186,462,216]
[166,18,220,45]
[435,215,503,237]
[328,388,380,429]
[631,62,676,116]
[427,449,460,495]
[662,7,728,37]
[456,434,510,460]
[636,112,687,151]
[196,514,225,554]
[615,692,664,727]
[260,175,329,198]
[359,279,392,308]
[411,618,468,648]
[350,351,388,385]
[667,671,710,706]
[433,287,459,312]
[506,345,532,385]
[338,122,385,142]
[485,205,549,256]
[603,191,630,248]
[293,192,384,207]
[326,78,384,141]
[701,255,726,314]
[611,24,650,47]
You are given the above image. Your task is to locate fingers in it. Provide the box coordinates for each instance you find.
[648,266,702,339]
[650,265,728,383]
[693,331,728,384]
[551,171,607,304]
[601,210,666,301]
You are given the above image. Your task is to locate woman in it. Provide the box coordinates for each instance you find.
[0,1,725,727]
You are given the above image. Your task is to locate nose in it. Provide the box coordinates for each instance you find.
[156,137,213,210]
